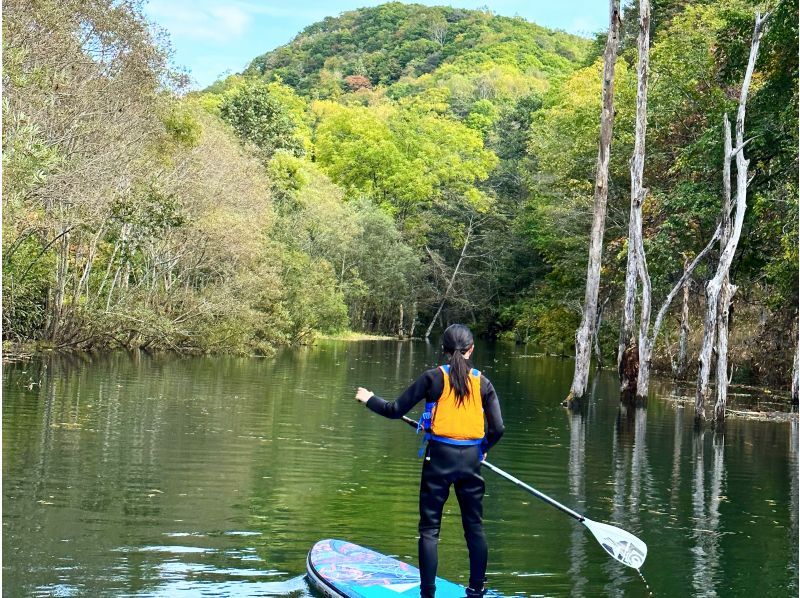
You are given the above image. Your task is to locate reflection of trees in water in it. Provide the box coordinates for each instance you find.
[567,373,602,597]
[670,406,684,509]
[3,353,185,593]
[790,418,798,594]
[605,402,652,594]
[28,354,171,516]
[568,409,587,597]
[691,430,726,597]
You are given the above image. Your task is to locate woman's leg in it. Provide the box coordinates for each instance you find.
[454,457,487,594]
[418,448,452,598]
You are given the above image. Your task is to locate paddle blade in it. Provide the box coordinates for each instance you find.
[583,518,647,569]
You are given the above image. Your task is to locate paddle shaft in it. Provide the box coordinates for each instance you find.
[400,415,585,523]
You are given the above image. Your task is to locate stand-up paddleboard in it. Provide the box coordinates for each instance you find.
[307,539,500,598]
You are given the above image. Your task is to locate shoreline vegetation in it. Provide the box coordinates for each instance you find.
[3,336,796,414]
[4,345,795,420]
[317,331,398,341]
[3,2,796,395]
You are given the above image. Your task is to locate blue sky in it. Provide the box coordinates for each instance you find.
[143,1,609,89]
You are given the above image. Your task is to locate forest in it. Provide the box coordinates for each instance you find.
[3,0,798,395]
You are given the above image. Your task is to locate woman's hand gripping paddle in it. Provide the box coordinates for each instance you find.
[399,415,647,569]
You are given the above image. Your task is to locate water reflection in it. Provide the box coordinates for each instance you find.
[567,408,587,597]
[3,345,797,597]
[690,430,726,596]
[790,417,798,594]
[604,401,651,595]
[670,405,684,510]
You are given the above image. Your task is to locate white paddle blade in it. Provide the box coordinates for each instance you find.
[583,518,647,569]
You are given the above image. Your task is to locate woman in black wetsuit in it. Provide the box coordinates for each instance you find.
[355,324,504,598]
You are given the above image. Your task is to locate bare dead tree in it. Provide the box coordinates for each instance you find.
[619,0,651,400]
[430,20,447,46]
[637,225,721,400]
[566,0,621,405]
[424,217,474,339]
[695,12,769,424]
[398,303,404,338]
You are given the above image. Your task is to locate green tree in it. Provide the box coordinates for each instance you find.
[219,80,305,159]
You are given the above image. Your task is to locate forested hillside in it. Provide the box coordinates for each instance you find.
[3,1,797,388]
[241,3,587,96]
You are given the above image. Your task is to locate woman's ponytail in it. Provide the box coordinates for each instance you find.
[441,324,474,407]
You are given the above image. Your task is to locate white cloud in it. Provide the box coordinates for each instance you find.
[146,0,253,44]
[145,0,329,44]
[235,1,328,19]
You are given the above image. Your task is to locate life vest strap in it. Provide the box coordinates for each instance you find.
[440,364,481,377]
[429,435,483,446]
[417,401,437,433]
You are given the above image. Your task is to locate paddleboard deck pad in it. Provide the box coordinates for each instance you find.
[307,539,500,598]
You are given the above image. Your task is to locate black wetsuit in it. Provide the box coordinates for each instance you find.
[366,367,505,597]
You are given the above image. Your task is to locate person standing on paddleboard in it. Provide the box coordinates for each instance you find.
[354,323,504,598]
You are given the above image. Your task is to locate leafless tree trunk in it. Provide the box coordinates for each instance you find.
[714,281,735,421]
[622,0,651,399]
[567,0,621,404]
[695,12,769,424]
[424,218,473,339]
[696,118,731,420]
[712,106,736,422]
[398,303,404,338]
[618,234,639,393]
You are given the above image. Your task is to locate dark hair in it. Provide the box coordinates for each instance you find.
[441,323,474,407]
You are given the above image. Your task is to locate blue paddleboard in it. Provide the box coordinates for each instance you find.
[306,539,500,598]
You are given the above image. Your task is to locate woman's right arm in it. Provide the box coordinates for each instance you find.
[363,369,438,419]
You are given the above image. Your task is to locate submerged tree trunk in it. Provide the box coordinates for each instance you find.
[696,11,769,424]
[713,117,735,422]
[712,14,769,424]
[626,0,652,400]
[619,0,722,402]
[695,13,769,424]
[618,221,639,396]
[567,0,621,405]
[713,281,735,422]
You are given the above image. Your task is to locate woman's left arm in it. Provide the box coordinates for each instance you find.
[482,376,505,449]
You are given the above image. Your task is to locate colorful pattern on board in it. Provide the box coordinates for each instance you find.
[310,539,418,586]
[307,539,502,598]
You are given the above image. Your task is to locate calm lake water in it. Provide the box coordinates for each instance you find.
[3,340,798,597]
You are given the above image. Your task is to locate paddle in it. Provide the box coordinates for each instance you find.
[399,415,648,569]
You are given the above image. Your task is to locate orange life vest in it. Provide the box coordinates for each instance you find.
[430,365,485,440]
